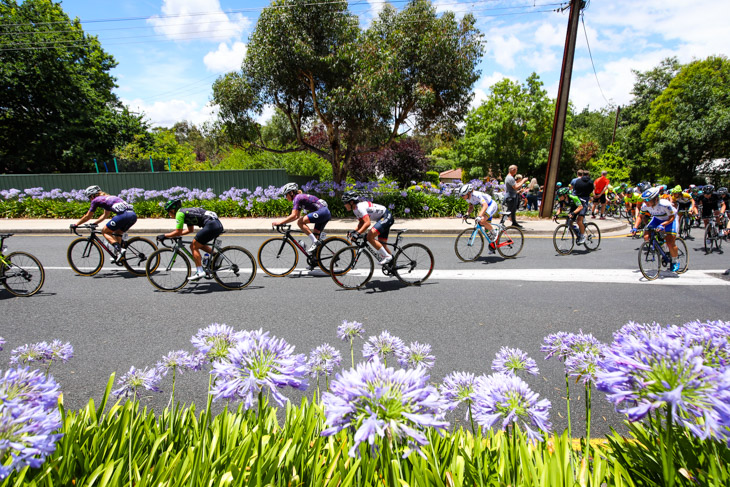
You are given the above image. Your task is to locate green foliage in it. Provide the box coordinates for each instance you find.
[587,143,631,183]
[425,171,440,185]
[215,148,333,180]
[115,129,206,172]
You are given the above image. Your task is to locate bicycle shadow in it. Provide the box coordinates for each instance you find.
[88,270,148,280]
[335,279,437,294]
[0,290,57,300]
[636,269,681,282]
[169,282,264,294]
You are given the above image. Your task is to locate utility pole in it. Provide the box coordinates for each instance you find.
[611,105,621,144]
[539,0,585,218]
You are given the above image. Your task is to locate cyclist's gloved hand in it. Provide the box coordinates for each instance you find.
[350,231,361,240]
[475,216,483,224]
[69,224,77,231]
[156,234,166,242]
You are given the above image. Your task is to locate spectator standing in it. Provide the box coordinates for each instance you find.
[573,170,594,210]
[592,170,610,219]
[504,165,528,227]
[526,178,540,210]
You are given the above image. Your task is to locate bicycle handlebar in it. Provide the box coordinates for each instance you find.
[156,236,187,248]
[70,223,98,236]
[272,224,291,234]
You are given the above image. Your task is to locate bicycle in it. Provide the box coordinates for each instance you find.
[146,233,256,292]
[454,216,525,261]
[552,215,601,255]
[68,224,157,276]
[703,213,725,254]
[677,209,693,240]
[257,225,351,277]
[329,230,434,289]
[0,233,45,297]
[637,227,689,280]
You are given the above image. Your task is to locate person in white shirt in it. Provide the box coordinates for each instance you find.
[458,184,499,247]
[341,191,395,265]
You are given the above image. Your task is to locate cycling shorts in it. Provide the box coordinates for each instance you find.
[577,198,589,216]
[195,218,223,245]
[677,202,691,211]
[304,207,331,232]
[647,216,678,236]
[106,210,137,233]
[478,200,499,221]
[372,210,394,240]
[593,194,606,204]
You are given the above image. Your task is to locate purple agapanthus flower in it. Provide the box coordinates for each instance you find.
[404,208,411,214]
[362,331,406,366]
[397,342,435,369]
[491,347,539,376]
[47,340,73,364]
[307,344,343,378]
[156,350,200,377]
[10,342,52,366]
[0,367,63,480]
[191,323,249,363]
[440,371,477,413]
[472,373,552,441]
[541,331,603,362]
[112,366,163,400]
[321,359,448,458]
[664,320,730,369]
[210,329,308,410]
[0,337,4,351]
[337,320,365,342]
[565,350,605,385]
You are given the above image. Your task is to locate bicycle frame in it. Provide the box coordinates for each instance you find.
[463,217,512,249]
[72,226,121,259]
[161,237,223,272]
[271,225,318,259]
[644,228,672,265]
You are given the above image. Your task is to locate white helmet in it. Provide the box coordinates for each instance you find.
[84,185,102,198]
[458,184,473,197]
[281,182,298,195]
[641,187,661,201]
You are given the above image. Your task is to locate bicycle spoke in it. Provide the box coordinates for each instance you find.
[146,249,189,291]
[330,246,373,289]
[2,252,45,296]
[258,238,298,277]
[393,243,434,285]
[454,228,483,261]
[213,246,256,290]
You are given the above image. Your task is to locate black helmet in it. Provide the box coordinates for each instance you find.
[557,187,570,196]
[341,191,359,204]
[164,198,182,212]
[718,187,728,195]
[704,184,715,193]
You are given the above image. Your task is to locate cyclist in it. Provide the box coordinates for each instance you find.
[718,187,729,237]
[157,199,223,282]
[555,187,587,243]
[458,183,499,250]
[341,191,394,265]
[70,185,137,263]
[700,185,726,228]
[639,187,681,272]
[273,183,331,253]
[669,185,696,231]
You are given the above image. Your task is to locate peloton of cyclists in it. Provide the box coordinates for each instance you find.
[273,182,331,253]
[341,191,395,265]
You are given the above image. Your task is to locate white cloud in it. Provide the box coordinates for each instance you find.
[123,97,218,128]
[148,0,250,42]
[489,35,524,70]
[471,71,518,108]
[534,22,563,49]
[203,42,246,73]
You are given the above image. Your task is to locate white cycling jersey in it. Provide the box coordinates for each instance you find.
[466,190,494,207]
[640,198,677,221]
[353,201,387,220]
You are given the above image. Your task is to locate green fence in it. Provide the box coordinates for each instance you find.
[0,170,319,195]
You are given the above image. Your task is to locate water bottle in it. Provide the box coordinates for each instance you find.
[203,253,210,268]
[319,232,327,241]
[298,240,304,248]
[122,232,129,241]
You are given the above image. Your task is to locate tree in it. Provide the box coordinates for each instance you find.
[0,0,145,173]
[212,0,483,183]
[572,107,617,152]
[587,142,631,183]
[643,56,730,186]
[350,139,429,185]
[115,129,203,171]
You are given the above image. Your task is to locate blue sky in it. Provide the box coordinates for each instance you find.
[58,0,730,128]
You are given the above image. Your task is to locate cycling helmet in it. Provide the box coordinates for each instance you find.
[281,182,298,195]
[164,198,182,212]
[689,184,696,189]
[341,191,359,203]
[718,187,728,195]
[670,185,683,194]
[556,182,562,188]
[84,185,102,198]
[704,184,715,193]
[641,187,661,201]
[457,184,473,197]
[557,187,571,196]
[637,182,647,192]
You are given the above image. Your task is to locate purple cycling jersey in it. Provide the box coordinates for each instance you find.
[89,195,134,214]
[292,193,326,212]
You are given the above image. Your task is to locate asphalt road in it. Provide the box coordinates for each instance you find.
[2,231,728,437]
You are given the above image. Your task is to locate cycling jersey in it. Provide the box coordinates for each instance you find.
[671,192,693,205]
[559,194,583,214]
[624,193,642,205]
[292,193,327,213]
[466,191,493,207]
[353,201,387,221]
[175,207,219,229]
[89,195,134,214]
[640,199,677,221]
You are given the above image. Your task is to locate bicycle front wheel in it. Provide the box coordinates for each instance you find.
[583,223,601,251]
[330,246,373,290]
[122,237,158,275]
[213,246,256,290]
[675,237,689,274]
[553,225,574,255]
[638,241,661,281]
[704,225,715,254]
[67,238,104,276]
[317,237,351,275]
[454,229,484,262]
[496,227,524,258]
[680,217,692,240]
[146,248,190,292]
[2,252,45,296]
[258,238,298,277]
[393,243,434,285]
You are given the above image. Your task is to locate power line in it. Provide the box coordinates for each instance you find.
[580,12,609,105]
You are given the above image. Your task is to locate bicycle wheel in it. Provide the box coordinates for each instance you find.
[674,237,689,274]
[258,238,298,277]
[212,246,257,290]
[146,248,190,292]
[330,246,374,289]
[704,225,715,254]
[496,227,524,258]
[393,243,434,285]
[317,237,352,275]
[454,228,484,262]
[583,223,601,251]
[552,225,574,255]
[2,252,45,297]
[638,242,661,281]
[67,238,104,276]
[122,237,158,275]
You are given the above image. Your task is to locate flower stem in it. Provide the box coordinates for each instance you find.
[349,339,355,368]
[565,372,572,440]
[661,405,676,487]
[257,390,264,487]
[583,384,592,462]
[468,400,476,436]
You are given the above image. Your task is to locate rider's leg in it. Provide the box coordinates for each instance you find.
[298,216,317,244]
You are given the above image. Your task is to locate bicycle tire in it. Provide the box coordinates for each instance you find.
[675,237,689,274]
[146,248,190,292]
[553,224,574,255]
[122,237,158,275]
[2,252,45,297]
[258,238,298,277]
[393,243,434,285]
[317,236,351,275]
[496,227,524,258]
[454,228,484,262]
[330,246,374,289]
[67,238,104,276]
[212,246,256,290]
[704,225,714,254]
[638,241,661,281]
[583,223,601,251]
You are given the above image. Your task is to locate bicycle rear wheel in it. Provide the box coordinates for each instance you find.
[496,227,524,258]
[67,238,104,276]
[583,223,601,251]
[146,248,190,291]
[552,225,574,255]
[704,225,715,254]
[2,252,45,296]
[393,243,434,285]
[679,216,692,240]
[454,228,484,262]
[122,237,158,275]
[674,237,689,274]
[213,246,257,290]
[638,241,661,281]
[317,237,351,275]
[330,246,373,289]
[258,238,298,277]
